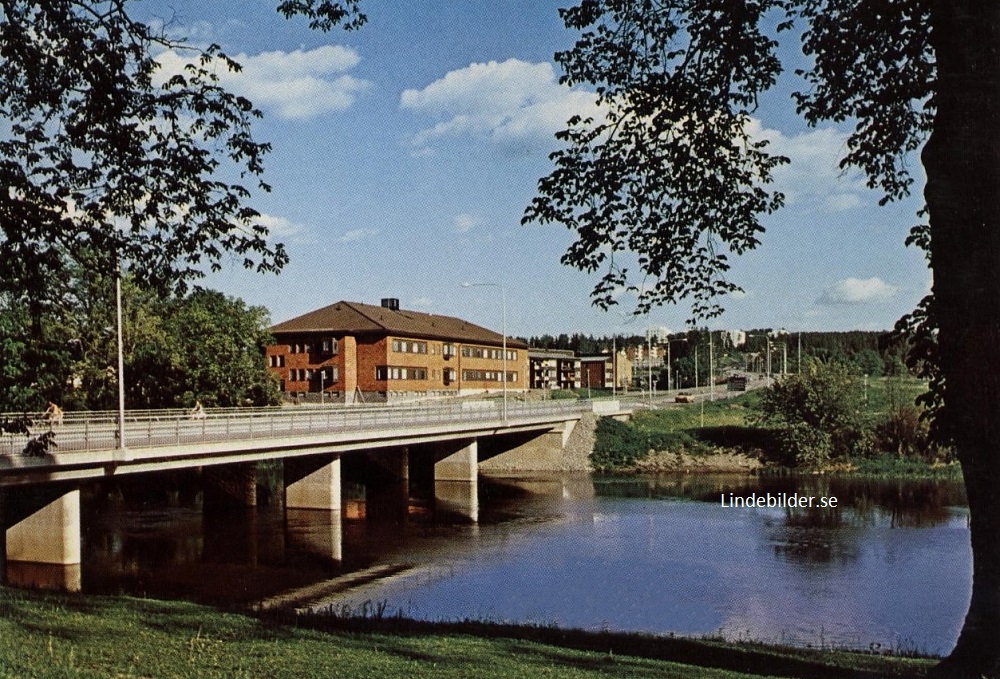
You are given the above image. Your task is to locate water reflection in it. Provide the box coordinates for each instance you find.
[78,471,969,654]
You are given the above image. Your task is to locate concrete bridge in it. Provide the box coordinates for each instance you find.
[0,399,628,592]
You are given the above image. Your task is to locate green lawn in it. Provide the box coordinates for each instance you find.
[0,587,934,679]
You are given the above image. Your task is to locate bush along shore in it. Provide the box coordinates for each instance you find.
[0,586,937,679]
[593,366,960,479]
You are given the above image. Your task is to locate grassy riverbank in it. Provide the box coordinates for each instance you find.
[0,587,934,678]
[593,385,960,478]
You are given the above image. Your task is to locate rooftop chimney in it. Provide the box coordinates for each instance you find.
[380,298,400,311]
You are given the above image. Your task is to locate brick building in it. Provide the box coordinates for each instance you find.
[266,298,528,403]
[579,352,633,391]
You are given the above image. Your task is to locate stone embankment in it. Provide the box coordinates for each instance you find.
[633,449,762,473]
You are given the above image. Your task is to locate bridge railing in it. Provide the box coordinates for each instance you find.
[1,399,603,457]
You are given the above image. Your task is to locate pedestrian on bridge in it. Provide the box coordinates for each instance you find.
[44,402,64,428]
[189,400,207,420]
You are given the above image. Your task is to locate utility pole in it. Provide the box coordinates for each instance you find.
[709,331,715,402]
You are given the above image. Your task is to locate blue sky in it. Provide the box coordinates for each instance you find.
[140,1,930,339]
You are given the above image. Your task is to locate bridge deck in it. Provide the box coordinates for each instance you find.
[1,400,626,486]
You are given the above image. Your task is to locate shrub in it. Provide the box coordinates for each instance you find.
[776,423,832,470]
[752,361,867,464]
[591,417,649,470]
[874,405,934,458]
[548,389,579,400]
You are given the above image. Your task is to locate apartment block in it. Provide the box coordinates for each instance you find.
[267,298,528,403]
[527,349,580,390]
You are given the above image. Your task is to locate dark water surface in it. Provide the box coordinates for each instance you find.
[81,472,970,655]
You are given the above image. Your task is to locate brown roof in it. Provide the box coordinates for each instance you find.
[270,301,527,349]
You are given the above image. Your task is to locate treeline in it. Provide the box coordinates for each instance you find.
[0,269,279,413]
[525,329,906,381]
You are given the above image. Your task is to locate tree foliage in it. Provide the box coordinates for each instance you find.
[0,0,364,313]
[530,4,1000,673]
[524,0,934,320]
[0,280,279,412]
[524,1,790,317]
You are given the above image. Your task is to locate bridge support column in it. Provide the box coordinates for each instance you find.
[285,455,341,511]
[203,462,257,508]
[434,439,478,522]
[364,449,409,522]
[4,489,81,592]
[285,456,343,564]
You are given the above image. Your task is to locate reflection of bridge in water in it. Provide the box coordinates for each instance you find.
[1,399,629,592]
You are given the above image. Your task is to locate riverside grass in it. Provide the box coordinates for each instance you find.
[0,588,933,679]
[598,379,960,478]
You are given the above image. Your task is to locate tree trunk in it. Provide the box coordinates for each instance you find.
[925,2,1000,677]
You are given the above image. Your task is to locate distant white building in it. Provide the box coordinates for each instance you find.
[722,330,746,348]
[649,325,672,342]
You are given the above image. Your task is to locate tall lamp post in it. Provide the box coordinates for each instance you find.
[665,337,688,392]
[646,325,654,408]
[115,273,126,452]
[462,282,507,423]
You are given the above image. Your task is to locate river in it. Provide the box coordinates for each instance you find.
[80,471,969,656]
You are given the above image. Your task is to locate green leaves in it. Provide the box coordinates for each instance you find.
[525,1,788,319]
[0,2,289,300]
[790,0,933,205]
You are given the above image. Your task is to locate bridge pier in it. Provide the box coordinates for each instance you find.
[363,449,409,522]
[285,455,341,511]
[284,456,343,564]
[434,439,478,523]
[3,488,81,592]
[203,462,258,508]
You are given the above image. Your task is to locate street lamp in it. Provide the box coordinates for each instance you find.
[461,282,507,423]
[645,325,654,408]
[115,272,126,453]
[665,337,688,392]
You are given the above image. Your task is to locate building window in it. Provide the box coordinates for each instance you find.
[377,366,428,381]
[321,338,337,354]
[443,343,455,357]
[391,339,428,354]
[268,355,286,368]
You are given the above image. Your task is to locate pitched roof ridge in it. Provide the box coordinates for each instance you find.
[339,300,389,330]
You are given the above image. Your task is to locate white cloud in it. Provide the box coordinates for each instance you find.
[452,213,481,234]
[411,297,433,308]
[400,59,600,153]
[336,228,379,243]
[155,45,369,120]
[746,120,870,214]
[255,213,303,239]
[817,277,898,305]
